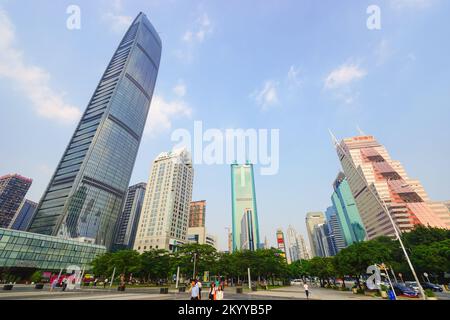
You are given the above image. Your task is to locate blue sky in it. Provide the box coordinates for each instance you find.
[0,0,449,250]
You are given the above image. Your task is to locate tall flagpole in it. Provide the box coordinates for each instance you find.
[328,129,426,300]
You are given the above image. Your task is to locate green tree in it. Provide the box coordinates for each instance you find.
[173,244,219,279]
[91,252,114,277]
[140,249,171,283]
[308,257,335,287]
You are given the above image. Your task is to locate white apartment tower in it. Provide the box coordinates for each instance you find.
[134,149,193,253]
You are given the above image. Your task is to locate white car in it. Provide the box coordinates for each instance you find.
[290,279,303,286]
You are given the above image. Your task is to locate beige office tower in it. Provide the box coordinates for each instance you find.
[298,233,310,260]
[336,135,449,239]
[305,212,325,257]
[286,226,310,262]
[134,149,193,253]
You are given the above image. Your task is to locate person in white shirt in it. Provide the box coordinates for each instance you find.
[216,285,224,300]
[304,283,309,299]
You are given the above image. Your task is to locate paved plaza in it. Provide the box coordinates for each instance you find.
[1,284,449,300]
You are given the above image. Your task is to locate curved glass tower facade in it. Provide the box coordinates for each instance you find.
[28,13,162,249]
[231,163,260,252]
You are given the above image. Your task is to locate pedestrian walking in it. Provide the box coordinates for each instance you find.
[197,280,202,300]
[304,283,310,299]
[209,282,217,300]
[62,278,68,292]
[216,285,224,300]
[189,280,199,300]
[50,277,58,292]
[104,278,108,288]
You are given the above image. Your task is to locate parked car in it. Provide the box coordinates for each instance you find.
[404,281,420,293]
[392,283,419,298]
[290,279,303,286]
[421,282,443,292]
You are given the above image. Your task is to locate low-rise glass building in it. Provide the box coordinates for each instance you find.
[0,228,106,271]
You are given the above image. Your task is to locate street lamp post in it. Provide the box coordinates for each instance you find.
[192,253,197,279]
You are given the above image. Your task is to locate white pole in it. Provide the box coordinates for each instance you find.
[383,264,396,300]
[176,266,180,289]
[79,267,85,290]
[110,267,116,288]
[57,268,63,283]
[248,268,251,290]
[390,265,398,283]
[329,131,427,300]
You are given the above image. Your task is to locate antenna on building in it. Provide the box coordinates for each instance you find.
[328,129,339,148]
[356,125,366,136]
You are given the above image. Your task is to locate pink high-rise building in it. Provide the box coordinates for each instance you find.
[336,135,450,239]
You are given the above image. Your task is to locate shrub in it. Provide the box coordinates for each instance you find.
[30,271,42,284]
[425,289,436,298]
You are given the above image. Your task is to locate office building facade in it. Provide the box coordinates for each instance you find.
[305,211,325,257]
[231,163,260,252]
[325,206,347,253]
[276,229,289,263]
[331,172,366,245]
[113,183,146,249]
[0,228,105,271]
[312,223,332,257]
[10,200,38,232]
[134,149,194,253]
[336,135,449,239]
[189,200,206,228]
[28,13,162,249]
[286,225,310,262]
[0,174,32,228]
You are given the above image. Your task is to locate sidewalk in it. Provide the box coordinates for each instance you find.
[245,285,379,300]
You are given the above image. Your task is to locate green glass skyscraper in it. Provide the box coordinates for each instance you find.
[331,172,366,245]
[28,13,162,249]
[231,163,260,252]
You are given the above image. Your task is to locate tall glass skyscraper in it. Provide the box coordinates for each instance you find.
[331,172,366,245]
[325,206,347,253]
[231,163,260,252]
[113,183,146,250]
[10,199,38,231]
[0,174,32,228]
[28,13,162,249]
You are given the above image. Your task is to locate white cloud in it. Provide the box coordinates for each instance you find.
[287,65,302,88]
[173,82,187,98]
[251,81,279,110]
[375,39,394,66]
[176,13,213,62]
[103,13,133,34]
[182,13,213,44]
[144,95,192,137]
[390,0,435,9]
[0,9,81,124]
[324,63,367,89]
[102,0,133,34]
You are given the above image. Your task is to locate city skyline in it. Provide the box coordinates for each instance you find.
[1,1,450,250]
